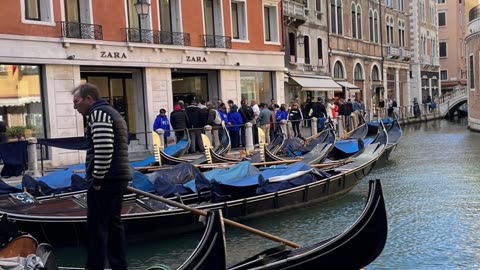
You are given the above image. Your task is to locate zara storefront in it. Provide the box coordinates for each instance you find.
[0,37,285,166]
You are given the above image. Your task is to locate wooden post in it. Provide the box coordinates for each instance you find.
[155,128,165,148]
[204,125,213,146]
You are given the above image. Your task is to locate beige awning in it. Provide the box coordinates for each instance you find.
[289,75,342,92]
[337,81,360,90]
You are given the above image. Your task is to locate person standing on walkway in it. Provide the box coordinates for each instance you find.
[153,108,171,143]
[170,104,190,143]
[288,103,302,138]
[72,83,130,270]
[258,103,272,143]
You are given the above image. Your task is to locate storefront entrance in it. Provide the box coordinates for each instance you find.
[171,69,219,105]
[80,69,144,140]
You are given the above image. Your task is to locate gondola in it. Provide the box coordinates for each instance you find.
[384,114,403,159]
[0,210,227,270]
[228,179,387,270]
[0,137,385,246]
[264,128,336,164]
[159,122,231,166]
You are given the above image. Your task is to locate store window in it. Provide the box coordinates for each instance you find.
[240,71,273,104]
[0,65,45,141]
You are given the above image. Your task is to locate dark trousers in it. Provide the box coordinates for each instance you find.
[229,130,240,148]
[292,122,300,137]
[240,126,246,147]
[86,181,128,270]
[175,130,185,143]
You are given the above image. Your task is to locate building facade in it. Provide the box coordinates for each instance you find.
[0,0,285,165]
[409,0,441,105]
[437,0,467,93]
[466,1,480,131]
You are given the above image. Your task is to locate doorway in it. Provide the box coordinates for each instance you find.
[80,72,138,139]
[171,70,219,105]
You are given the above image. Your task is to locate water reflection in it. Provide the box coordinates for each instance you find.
[57,118,480,269]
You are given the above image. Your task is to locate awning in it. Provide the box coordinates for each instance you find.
[337,81,360,90]
[289,75,342,92]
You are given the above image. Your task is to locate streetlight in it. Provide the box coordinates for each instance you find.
[134,0,151,18]
[296,31,304,46]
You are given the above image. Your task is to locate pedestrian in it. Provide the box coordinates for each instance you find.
[258,103,272,143]
[288,103,302,137]
[72,83,130,270]
[227,105,243,148]
[153,108,171,143]
[185,101,202,153]
[170,104,190,143]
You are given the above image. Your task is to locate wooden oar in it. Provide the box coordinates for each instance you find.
[126,186,301,249]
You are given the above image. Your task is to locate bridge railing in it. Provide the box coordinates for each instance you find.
[438,87,467,105]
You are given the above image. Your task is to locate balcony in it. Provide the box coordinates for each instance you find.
[431,56,440,66]
[61,21,103,40]
[399,48,412,59]
[124,28,191,46]
[386,45,400,59]
[420,56,431,65]
[283,0,307,24]
[201,35,232,49]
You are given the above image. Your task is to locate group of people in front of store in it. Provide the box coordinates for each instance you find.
[153,96,367,152]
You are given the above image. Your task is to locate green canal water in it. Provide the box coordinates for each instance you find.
[57,117,480,269]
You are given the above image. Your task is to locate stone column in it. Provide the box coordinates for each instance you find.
[337,115,344,138]
[311,117,318,135]
[395,69,400,105]
[245,122,254,151]
[26,137,41,178]
[204,125,213,147]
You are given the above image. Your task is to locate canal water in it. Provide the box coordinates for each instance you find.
[57,117,480,269]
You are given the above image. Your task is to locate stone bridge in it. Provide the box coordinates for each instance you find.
[438,88,468,117]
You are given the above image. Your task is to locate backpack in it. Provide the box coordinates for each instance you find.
[213,109,222,125]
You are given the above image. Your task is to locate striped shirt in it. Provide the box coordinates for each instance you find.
[88,109,114,181]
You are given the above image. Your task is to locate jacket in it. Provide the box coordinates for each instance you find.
[153,115,171,137]
[85,100,131,187]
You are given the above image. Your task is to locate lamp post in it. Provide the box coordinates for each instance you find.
[134,0,150,18]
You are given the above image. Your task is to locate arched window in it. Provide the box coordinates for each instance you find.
[330,0,337,33]
[373,11,379,43]
[356,4,362,39]
[354,63,364,80]
[337,0,343,34]
[351,2,357,38]
[333,61,344,78]
[372,65,380,81]
[304,36,310,64]
[288,32,296,62]
[369,10,374,42]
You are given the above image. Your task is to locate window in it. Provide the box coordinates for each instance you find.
[159,0,182,32]
[263,4,279,42]
[440,70,448,80]
[333,61,344,78]
[372,65,380,81]
[22,0,53,25]
[438,0,445,3]
[420,0,425,22]
[398,20,405,47]
[354,64,364,80]
[316,0,322,11]
[438,12,446,26]
[421,35,426,55]
[352,3,362,39]
[386,16,394,44]
[317,38,323,66]
[385,0,392,7]
[288,32,296,62]
[240,71,273,103]
[398,0,404,11]
[231,0,247,40]
[469,55,475,89]
[127,0,150,29]
[304,36,310,64]
[330,0,343,34]
[374,11,379,42]
[351,3,357,38]
[0,64,45,139]
[439,42,447,57]
[369,10,374,42]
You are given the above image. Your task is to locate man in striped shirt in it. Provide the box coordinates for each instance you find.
[73,83,131,270]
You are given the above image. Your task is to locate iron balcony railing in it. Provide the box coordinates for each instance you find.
[201,34,232,49]
[124,28,191,46]
[61,21,103,40]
